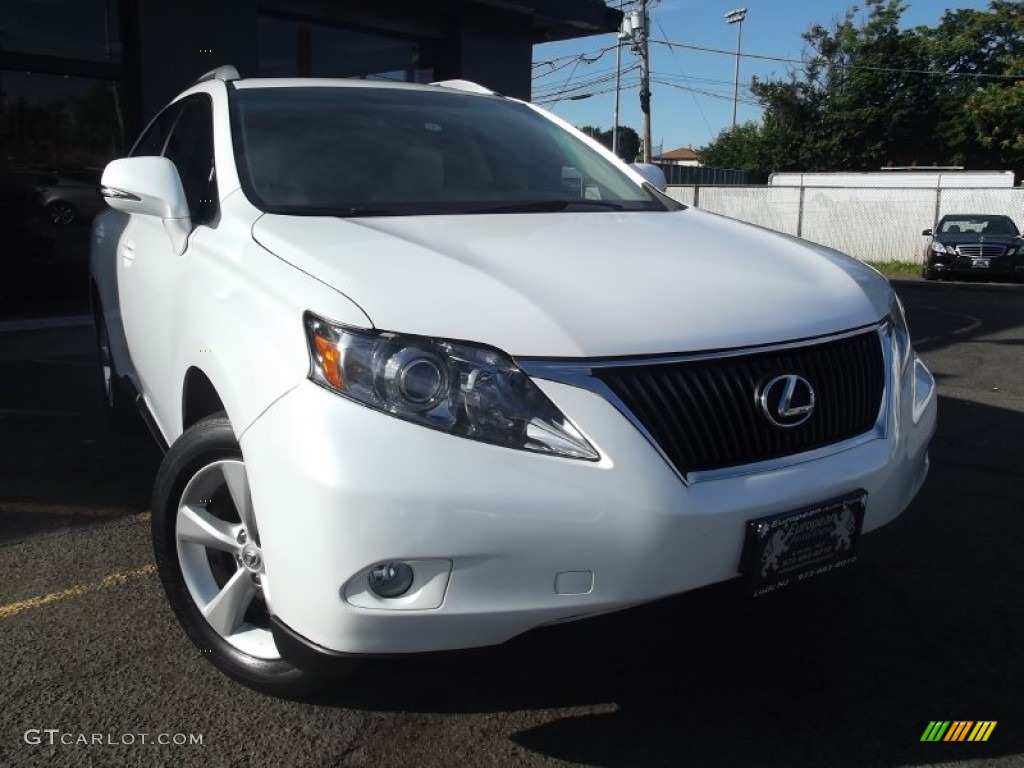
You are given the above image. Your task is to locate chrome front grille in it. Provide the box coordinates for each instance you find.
[956,244,1007,258]
[593,330,885,476]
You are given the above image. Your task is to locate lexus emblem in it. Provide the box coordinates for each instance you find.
[758,374,816,428]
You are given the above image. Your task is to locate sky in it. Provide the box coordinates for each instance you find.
[532,0,995,154]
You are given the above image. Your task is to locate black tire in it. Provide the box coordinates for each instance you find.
[151,413,331,697]
[93,306,140,432]
[46,200,77,226]
[922,263,936,281]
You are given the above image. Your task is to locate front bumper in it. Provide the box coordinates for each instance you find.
[927,254,1022,278]
[240,351,936,659]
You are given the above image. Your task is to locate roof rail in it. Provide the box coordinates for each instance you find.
[195,65,240,84]
[430,79,498,96]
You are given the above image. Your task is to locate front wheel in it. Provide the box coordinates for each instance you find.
[151,413,332,696]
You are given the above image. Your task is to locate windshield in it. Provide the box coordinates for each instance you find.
[939,215,1020,236]
[230,86,668,216]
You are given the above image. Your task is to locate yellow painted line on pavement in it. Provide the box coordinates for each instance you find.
[0,564,156,620]
[0,501,138,518]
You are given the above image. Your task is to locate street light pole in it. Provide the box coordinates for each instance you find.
[725,7,747,131]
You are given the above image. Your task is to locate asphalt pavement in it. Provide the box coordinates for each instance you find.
[1,279,1022,768]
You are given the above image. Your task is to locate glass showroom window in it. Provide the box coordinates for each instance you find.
[0,0,121,62]
[0,71,124,317]
[258,14,434,83]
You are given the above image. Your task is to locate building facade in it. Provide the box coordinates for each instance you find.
[0,0,618,318]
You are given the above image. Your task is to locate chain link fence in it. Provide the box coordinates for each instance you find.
[656,165,754,186]
[665,185,1024,263]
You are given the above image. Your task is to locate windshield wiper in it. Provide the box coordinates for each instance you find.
[468,200,626,214]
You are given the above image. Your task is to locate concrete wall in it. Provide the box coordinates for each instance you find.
[667,185,1024,263]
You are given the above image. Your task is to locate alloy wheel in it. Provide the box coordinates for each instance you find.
[175,459,279,659]
[47,201,76,226]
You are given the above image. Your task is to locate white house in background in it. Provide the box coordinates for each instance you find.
[655,147,702,167]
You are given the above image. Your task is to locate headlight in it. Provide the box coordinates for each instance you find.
[1006,246,1018,256]
[890,294,912,374]
[930,242,949,254]
[304,313,599,460]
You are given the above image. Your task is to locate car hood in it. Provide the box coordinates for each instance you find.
[934,233,1021,245]
[252,208,892,358]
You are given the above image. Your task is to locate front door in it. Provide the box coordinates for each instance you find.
[117,94,218,437]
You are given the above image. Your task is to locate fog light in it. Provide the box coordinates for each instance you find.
[367,561,414,598]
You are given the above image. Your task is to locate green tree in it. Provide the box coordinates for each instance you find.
[700,0,1024,177]
[579,125,641,161]
[931,1,1024,166]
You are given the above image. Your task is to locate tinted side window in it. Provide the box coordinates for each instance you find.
[130,104,181,157]
[163,96,217,223]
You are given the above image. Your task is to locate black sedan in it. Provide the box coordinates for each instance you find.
[922,214,1024,281]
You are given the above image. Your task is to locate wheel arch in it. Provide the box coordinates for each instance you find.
[182,367,228,432]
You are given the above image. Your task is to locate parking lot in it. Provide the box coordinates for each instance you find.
[1,278,1022,768]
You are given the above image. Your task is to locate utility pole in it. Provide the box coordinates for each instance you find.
[725,7,747,130]
[637,0,652,161]
[612,1,625,157]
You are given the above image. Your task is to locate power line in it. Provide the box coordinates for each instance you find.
[532,56,586,80]
[532,31,1018,113]
[547,55,585,106]
[533,46,614,69]
[533,52,584,69]
[535,71,761,109]
[534,79,641,106]
[647,38,1023,80]
[532,45,618,79]
[652,78,763,108]
[535,72,759,109]
[653,15,712,139]
[652,70,756,91]
[533,62,640,95]
[533,64,628,92]
[533,64,640,99]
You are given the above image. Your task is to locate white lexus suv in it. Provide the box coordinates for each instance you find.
[90,65,937,695]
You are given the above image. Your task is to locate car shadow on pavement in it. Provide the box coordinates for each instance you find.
[314,393,1024,767]
[892,279,1023,359]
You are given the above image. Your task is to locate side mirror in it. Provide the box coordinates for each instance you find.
[101,157,191,254]
[630,162,668,192]
[921,228,933,236]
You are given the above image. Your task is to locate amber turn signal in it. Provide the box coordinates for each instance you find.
[313,333,344,389]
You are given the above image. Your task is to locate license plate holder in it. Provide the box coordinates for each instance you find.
[741,493,866,597]
[972,258,990,268]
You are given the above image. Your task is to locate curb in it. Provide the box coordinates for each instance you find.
[0,315,91,334]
